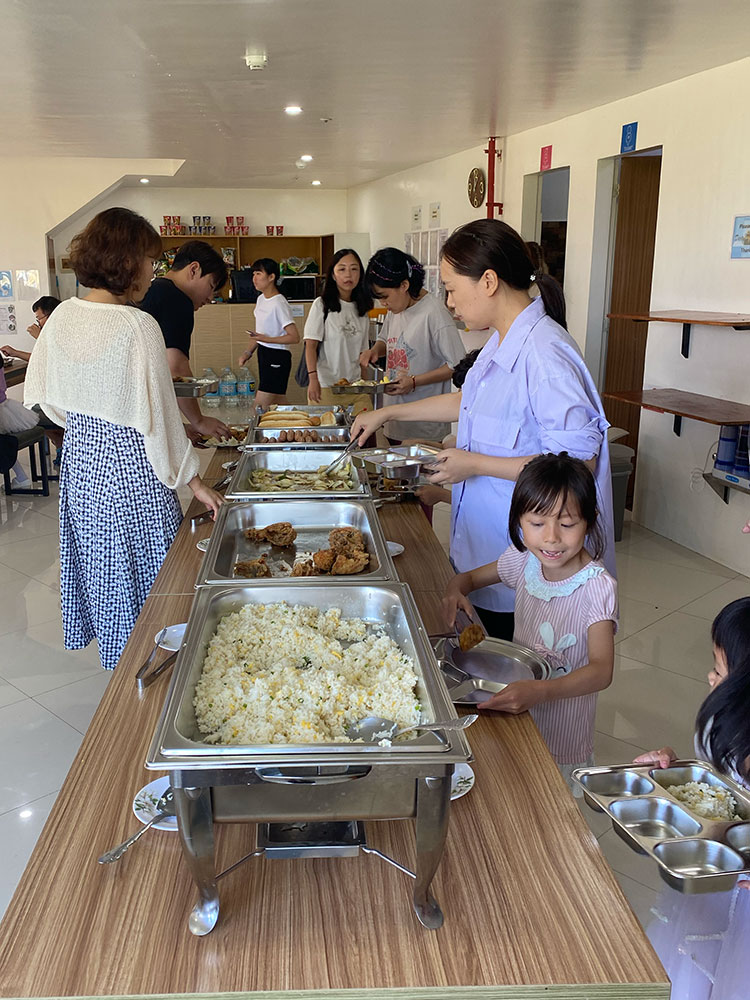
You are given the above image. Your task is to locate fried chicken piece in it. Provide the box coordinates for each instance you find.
[234,556,272,578]
[263,522,297,547]
[331,550,369,575]
[291,558,317,577]
[243,527,266,543]
[328,526,365,556]
[459,623,485,652]
[334,377,350,386]
[312,548,335,573]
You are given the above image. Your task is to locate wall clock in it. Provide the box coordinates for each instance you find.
[468,167,486,208]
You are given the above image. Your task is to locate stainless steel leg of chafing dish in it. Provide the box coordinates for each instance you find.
[174,786,220,936]
[413,774,451,929]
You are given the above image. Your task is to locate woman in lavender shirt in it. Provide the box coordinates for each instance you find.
[351,220,614,640]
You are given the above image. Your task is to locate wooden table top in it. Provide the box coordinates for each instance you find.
[0,452,668,1000]
[3,359,28,387]
[604,387,750,426]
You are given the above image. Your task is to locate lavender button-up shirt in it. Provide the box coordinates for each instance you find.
[450,297,615,613]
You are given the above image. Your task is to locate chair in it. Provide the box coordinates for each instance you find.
[2,426,58,497]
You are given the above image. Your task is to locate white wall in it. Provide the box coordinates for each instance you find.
[0,156,181,357]
[346,144,493,253]
[51,185,349,298]
[500,57,750,573]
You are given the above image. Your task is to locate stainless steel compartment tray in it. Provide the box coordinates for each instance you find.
[574,761,750,892]
[225,449,370,500]
[433,636,551,705]
[331,382,388,395]
[146,582,469,767]
[196,499,395,585]
[246,426,350,448]
[173,378,219,397]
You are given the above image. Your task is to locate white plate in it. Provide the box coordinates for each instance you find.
[386,540,405,557]
[132,776,177,832]
[154,622,187,651]
[196,538,210,552]
[451,763,475,800]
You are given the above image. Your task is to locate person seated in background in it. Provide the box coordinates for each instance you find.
[1,295,61,362]
[2,295,64,460]
[141,240,231,443]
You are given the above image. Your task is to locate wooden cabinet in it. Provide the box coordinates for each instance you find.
[160,233,336,300]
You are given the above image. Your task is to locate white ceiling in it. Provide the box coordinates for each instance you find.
[4,0,750,189]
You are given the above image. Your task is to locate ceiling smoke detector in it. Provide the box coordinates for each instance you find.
[244,49,267,71]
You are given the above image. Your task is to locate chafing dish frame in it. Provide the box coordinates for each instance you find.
[146,582,471,935]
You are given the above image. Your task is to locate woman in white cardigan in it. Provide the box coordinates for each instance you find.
[25,208,223,670]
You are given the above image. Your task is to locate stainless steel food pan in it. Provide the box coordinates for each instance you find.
[246,426,350,448]
[173,378,219,397]
[331,382,386,395]
[574,760,750,892]
[146,582,468,767]
[225,449,370,500]
[250,404,350,429]
[196,499,395,585]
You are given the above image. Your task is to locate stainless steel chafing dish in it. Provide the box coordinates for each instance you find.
[147,583,471,936]
[196,499,396,585]
[245,425,350,448]
[249,404,351,431]
[225,449,370,500]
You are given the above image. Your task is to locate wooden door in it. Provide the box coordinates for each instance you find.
[603,153,661,501]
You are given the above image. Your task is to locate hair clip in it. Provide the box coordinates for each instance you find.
[530,273,537,283]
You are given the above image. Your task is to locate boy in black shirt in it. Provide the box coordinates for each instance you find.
[142,241,231,441]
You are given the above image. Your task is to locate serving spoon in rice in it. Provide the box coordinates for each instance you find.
[346,713,478,743]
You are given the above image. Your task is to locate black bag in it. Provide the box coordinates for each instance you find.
[0,434,19,474]
[294,351,309,388]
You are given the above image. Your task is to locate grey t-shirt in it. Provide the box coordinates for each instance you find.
[380,293,465,441]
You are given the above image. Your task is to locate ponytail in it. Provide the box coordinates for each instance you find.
[535,273,566,330]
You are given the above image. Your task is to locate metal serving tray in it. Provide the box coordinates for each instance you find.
[331,382,390,395]
[246,426,350,448]
[251,404,350,430]
[146,582,470,767]
[173,377,219,397]
[574,761,750,893]
[433,636,551,705]
[196,499,395,584]
[225,449,370,500]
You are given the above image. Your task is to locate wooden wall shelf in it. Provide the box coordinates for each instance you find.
[607,310,750,358]
[603,388,750,436]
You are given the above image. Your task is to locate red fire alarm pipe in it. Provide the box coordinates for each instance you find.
[485,136,503,218]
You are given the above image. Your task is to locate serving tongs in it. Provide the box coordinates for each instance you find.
[136,628,179,691]
[322,437,360,476]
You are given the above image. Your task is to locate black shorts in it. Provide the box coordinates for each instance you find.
[257,344,291,395]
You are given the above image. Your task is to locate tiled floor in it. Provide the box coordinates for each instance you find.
[1,454,748,933]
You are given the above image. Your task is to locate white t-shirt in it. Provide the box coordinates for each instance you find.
[303,297,370,387]
[381,293,465,441]
[253,292,295,352]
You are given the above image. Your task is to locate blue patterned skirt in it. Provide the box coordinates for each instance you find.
[59,413,182,670]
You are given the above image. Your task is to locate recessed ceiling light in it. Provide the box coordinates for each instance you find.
[284,105,302,116]
[311,180,321,186]
[300,154,313,162]
[139,177,150,184]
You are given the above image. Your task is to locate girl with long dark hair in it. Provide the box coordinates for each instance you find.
[635,597,750,999]
[303,248,373,414]
[351,219,614,641]
[359,247,465,444]
[444,453,617,787]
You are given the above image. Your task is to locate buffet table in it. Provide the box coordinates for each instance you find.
[0,451,669,999]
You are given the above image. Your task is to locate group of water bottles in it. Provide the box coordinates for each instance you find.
[202,366,256,410]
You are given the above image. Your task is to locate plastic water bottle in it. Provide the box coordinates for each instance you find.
[236,366,252,410]
[220,366,238,407]
[203,367,220,408]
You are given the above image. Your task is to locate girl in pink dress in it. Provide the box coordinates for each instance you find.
[635,597,750,1000]
[443,452,618,786]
